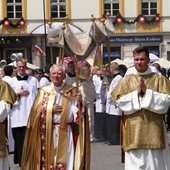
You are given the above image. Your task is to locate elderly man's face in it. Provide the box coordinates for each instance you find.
[50,66,65,86]
[134,52,150,73]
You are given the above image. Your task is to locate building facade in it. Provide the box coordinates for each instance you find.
[0,0,170,68]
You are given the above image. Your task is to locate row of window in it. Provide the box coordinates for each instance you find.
[104,0,157,16]
[6,0,157,19]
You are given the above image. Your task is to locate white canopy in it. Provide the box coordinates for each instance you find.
[47,17,115,60]
[8,61,39,69]
[31,22,82,35]
[48,23,96,58]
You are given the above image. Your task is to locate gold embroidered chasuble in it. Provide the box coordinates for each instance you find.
[0,80,18,157]
[21,83,90,170]
[111,73,170,151]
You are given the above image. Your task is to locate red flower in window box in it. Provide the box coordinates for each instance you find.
[19,20,25,27]
[3,19,10,27]
[116,17,123,24]
[154,14,160,22]
[138,15,145,24]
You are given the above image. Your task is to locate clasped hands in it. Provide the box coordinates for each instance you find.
[137,77,146,96]
[18,87,30,97]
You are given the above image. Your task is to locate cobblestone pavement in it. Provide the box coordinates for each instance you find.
[90,142,124,170]
[9,130,170,170]
[9,142,124,170]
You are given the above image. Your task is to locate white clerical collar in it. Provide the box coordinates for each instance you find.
[136,69,150,75]
[135,66,158,75]
[125,66,158,76]
[51,82,64,92]
[17,73,26,78]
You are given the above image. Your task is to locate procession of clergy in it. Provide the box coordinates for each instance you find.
[0,45,170,170]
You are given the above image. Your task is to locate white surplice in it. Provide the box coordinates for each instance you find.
[10,76,39,128]
[93,75,103,113]
[106,74,122,115]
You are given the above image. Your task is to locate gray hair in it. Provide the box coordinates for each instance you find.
[49,64,66,74]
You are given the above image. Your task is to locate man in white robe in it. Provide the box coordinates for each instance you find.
[10,58,39,166]
[111,46,170,170]
[106,62,122,145]
[93,69,105,141]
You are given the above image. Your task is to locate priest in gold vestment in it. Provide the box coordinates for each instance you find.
[0,80,18,170]
[111,46,170,170]
[21,64,90,170]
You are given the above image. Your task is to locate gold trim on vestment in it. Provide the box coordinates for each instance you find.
[56,92,69,166]
[21,86,54,170]
[0,80,18,107]
[74,107,91,170]
[45,88,56,169]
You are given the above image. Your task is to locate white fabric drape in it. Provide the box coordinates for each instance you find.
[47,17,115,61]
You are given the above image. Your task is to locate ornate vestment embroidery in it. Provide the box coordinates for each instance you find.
[40,92,50,170]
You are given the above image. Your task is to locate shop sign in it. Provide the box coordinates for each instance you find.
[110,35,163,43]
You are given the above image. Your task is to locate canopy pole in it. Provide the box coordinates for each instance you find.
[43,0,47,66]
[58,48,62,64]
[50,43,53,64]
[73,54,84,163]
[106,38,112,82]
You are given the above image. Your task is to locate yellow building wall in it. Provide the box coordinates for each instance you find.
[46,0,71,23]
[136,0,162,33]
[1,0,163,35]
[99,0,125,33]
[1,0,27,34]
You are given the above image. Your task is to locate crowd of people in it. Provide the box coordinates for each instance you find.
[0,45,170,170]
